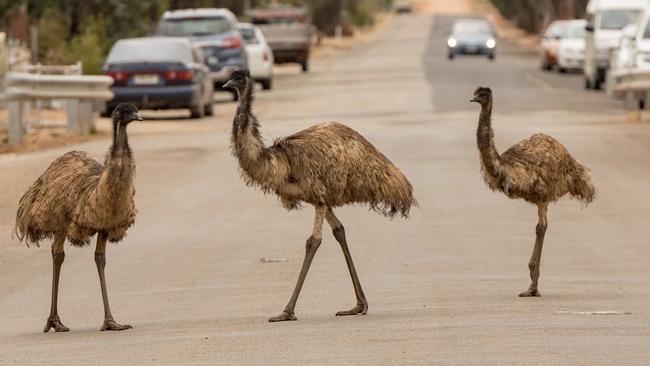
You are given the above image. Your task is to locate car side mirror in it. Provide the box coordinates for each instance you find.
[585,24,594,32]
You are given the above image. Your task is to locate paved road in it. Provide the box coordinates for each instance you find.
[1,13,650,365]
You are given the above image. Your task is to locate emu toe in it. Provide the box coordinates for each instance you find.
[268,311,297,322]
[518,288,541,297]
[336,303,368,316]
[101,320,132,331]
[43,318,70,333]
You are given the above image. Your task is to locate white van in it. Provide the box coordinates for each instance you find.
[584,0,646,89]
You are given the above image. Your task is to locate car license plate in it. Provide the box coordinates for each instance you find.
[465,46,479,53]
[133,74,159,85]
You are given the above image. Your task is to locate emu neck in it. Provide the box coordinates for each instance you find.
[231,80,265,167]
[476,102,500,176]
[101,121,134,203]
[111,122,131,158]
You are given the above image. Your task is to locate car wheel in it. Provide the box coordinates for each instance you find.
[558,67,567,73]
[448,53,455,60]
[488,54,495,61]
[190,100,205,119]
[261,78,272,90]
[300,59,309,72]
[593,76,602,90]
[204,101,214,116]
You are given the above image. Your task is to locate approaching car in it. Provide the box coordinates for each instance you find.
[157,8,247,95]
[556,20,587,72]
[103,37,214,119]
[239,23,274,90]
[447,19,496,60]
[250,7,313,72]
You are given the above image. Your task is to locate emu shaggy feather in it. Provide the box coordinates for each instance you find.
[15,123,136,247]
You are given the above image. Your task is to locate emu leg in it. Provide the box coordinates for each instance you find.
[520,203,548,297]
[326,208,368,316]
[43,236,69,333]
[95,232,131,331]
[269,206,326,322]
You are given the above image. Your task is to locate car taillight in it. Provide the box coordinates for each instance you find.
[223,36,241,49]
[106,71,127,81]
[164,70,193,81]
[263,50,269,62]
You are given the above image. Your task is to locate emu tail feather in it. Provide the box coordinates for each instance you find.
[14,180,45,247]
[370,169,417,218]
[569,161,596,205]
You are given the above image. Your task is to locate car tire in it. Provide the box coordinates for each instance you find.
[448,53,455,60]
[261,78,272,90]
[300,59,309,72]
[593,76,602,90]
[204,101,214,116]
[488,54,495,61]
[190,100,205,119]
[558,67,567,73]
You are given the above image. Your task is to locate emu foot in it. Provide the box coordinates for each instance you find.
[518,288,541,297]
[43,317,70,333]
[268,311,297,322]
[336,303,368,316]
[101,319,132,331]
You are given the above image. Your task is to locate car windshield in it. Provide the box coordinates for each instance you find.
[600,9,640,30]
[158,17,232,36]
[106,41,192,63]
[453,21,491,35]
[240,27,259,44]
[565,24,586,39]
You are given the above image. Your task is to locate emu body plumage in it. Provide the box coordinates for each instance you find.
[15,104,141,332]
[225,70,415,322]
[472,87,595,297]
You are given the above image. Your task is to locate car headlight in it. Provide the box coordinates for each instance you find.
[486,39,496,49]
[447,38,457,48]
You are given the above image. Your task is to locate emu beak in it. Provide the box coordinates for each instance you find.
[131,113,143,122]
[223,80,235,89]
[470,97,479,103]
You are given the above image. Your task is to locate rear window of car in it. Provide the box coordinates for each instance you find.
[600,9,641,30]
[252,15,305,25]
[240,27,259,44]
[106,41,193,63]
[158,16,233,37]
[453,21,491,35]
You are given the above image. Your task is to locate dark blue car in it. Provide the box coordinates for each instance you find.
[447,19,496,60]
[157,8,247,100]
[103,37,214,119]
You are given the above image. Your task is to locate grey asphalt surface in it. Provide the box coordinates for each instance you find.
[1,13,650,365]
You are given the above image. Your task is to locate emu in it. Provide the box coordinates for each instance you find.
[471,87,595,297]
[15,103,141,332]
[224,70,416,322]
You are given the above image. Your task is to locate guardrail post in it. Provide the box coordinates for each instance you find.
[66,99,81,133]
[7,100,24,145]
[79,100,94,134]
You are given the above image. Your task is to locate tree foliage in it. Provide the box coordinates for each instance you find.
[1,0,390,73]
[489,0,589,33]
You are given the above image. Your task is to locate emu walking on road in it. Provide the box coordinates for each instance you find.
[471,87,595,297]
[224,70,416,322]
[15,103,142,332]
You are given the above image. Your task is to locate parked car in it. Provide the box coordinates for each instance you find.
[103,37,214,119]
[447,19,496,60]
[584,0,645,89]
[157,8,247,98]
[622,7,650,70]
[249,7,313,72]
[556,20,588,72]
[540,21,568,70]
[239,23,274,90]
[394,0,413,14]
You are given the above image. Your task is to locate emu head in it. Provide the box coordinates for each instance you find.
[470,87,492,106]
[111,103,142,125]
[223,69,251,91]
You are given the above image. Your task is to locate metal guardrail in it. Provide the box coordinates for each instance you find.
[5,72,113,145]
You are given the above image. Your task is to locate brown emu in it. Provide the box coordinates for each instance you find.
[471,87,595,297]
[15,103,142,332]
[224,70,416,322]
